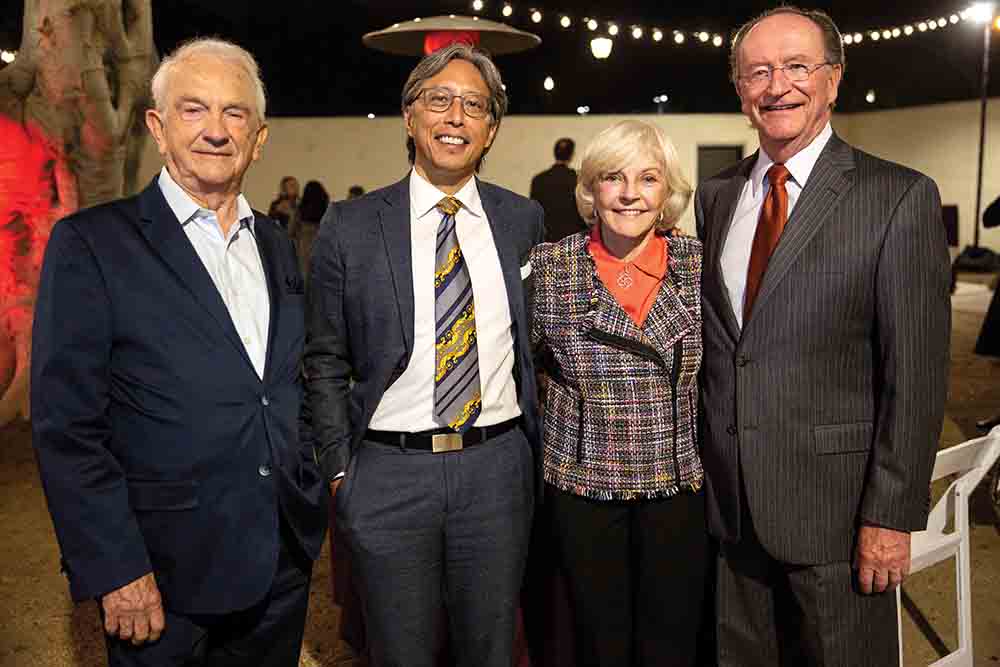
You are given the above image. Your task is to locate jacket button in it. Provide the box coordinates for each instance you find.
[726,425,738,436]
[261,395,270,406]
[735,355,749,367]
[258,464,272,477]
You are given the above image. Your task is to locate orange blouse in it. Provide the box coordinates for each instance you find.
[588,226,668,328]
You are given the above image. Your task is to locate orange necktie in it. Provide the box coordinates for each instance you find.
[743,164,791,322]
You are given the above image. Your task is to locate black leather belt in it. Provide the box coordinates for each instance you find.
[364,418,518,453]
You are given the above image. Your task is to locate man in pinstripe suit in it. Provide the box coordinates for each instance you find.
[696,7,950,665]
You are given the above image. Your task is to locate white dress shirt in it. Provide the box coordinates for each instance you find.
[369,169,522,431]
[158,167,270,379]
[721,123,833,329]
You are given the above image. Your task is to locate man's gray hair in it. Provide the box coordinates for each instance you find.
[151,38,267,121]
[401,43,508,167]
[729,6,845,84]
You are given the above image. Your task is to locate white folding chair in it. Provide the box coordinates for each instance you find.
[897,426,1000,666]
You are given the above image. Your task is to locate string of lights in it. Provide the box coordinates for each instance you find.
[469,1,1000,53]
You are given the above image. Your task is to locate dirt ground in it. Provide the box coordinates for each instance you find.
[1,278,998,666]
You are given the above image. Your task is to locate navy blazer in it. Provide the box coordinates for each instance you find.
[304,175,544,482]
[31,179,328,614]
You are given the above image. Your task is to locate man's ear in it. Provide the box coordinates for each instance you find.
[251,123,269,162]
[145,109,168,156]
[404,107,415,139]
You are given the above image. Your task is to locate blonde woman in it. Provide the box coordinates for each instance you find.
[530,120,706,666]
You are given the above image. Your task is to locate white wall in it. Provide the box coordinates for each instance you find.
[137,101,999,248]
[838,98,1000,251]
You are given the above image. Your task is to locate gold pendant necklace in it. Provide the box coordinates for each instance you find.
[616,264,634,289]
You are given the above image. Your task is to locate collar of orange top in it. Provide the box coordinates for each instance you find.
[588,225,667,279]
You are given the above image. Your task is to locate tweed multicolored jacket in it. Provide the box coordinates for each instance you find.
[530,231,704,500]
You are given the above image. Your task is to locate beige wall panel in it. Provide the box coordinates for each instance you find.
[136,103,998,250]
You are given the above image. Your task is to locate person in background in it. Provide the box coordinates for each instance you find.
[347,185,365,199]
[289,180,329,283]
[531,137,587,242]
[975,194,1000,432]
[268,175,299,230]
[530,119,706,667]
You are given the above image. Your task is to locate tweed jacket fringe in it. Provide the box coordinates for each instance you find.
[530,231,704,501]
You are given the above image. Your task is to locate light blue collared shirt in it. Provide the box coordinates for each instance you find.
[157,167,270,379]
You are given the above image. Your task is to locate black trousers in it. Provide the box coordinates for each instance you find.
[716,506,898,667]
[548,484,709,667]
[975,281,1000,357]
[104,518,313,667]
[338,426,534,667]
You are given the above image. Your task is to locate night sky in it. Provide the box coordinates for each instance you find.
[1,0,998,116]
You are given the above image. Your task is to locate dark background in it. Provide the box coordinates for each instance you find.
[2,0,998,116]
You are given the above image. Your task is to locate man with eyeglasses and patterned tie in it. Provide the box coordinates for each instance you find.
[304,43,543,667]
[695,6,950,665]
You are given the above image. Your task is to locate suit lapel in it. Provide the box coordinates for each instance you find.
[378,177,416,357]
[253,216,283,382]
[642,244,697,359]
[136,181,256,374]
[710,158,753,342]
[747,135,855,324]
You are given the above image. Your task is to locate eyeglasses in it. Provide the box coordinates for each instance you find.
[740,62,834,87]
[410,87,493,119]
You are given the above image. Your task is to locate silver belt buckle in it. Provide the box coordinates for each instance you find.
[432,432,463,453]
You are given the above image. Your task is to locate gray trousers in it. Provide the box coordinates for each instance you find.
[336,426,534,667]
[716,516,898,667]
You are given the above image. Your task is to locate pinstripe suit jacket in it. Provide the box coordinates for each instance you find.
[695,133,951,564]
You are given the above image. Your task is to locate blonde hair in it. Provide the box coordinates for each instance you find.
[575,120,692,231]
[151,38,266,121]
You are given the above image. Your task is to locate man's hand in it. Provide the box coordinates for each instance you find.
[101,572,165,645]
[854,525,911,594]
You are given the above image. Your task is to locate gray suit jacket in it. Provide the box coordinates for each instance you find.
[696,133,951,564]
[304,175,544,483]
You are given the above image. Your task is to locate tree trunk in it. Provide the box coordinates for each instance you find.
[0,0,156,424]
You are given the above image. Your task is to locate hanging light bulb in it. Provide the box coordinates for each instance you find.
[590,37,613,59]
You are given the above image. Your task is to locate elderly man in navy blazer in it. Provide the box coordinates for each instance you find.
[32,39,327,666]
[305,43,543,667]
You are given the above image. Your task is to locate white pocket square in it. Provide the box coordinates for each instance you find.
[520,261,532,279]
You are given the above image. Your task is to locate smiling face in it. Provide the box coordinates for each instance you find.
[736,13,842,163]
[145,53,268,203]
[404,59,498,193]
[594,157,667,249]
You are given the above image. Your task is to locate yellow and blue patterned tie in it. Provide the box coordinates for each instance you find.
[434,196,481,432]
